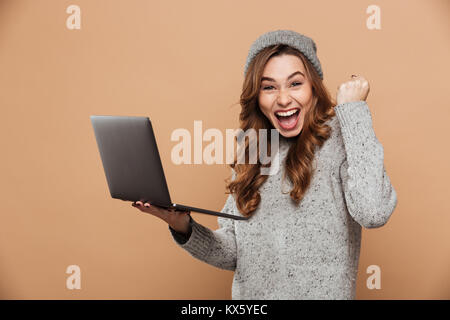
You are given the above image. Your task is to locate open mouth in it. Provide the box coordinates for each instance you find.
[274,108,300,130]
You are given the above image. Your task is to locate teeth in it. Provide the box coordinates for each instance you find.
[275,109,299,117]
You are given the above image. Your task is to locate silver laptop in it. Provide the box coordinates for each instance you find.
[90,115,248,220]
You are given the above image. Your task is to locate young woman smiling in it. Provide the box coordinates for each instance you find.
[132,30,398,300]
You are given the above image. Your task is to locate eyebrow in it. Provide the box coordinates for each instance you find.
[261,71,305,82]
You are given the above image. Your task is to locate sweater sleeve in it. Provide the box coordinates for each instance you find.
[334,100,398,229]
[168,185,238,271]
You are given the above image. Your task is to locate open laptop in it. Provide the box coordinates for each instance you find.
[90,115,248,220]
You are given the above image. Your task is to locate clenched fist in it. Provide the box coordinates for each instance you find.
[336,75,370,105]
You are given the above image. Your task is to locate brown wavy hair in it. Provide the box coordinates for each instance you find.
[225,44,337,218]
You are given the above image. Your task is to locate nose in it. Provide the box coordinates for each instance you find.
[276,88,292,107]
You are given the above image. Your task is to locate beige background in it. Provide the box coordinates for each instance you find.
[0,0,449,299]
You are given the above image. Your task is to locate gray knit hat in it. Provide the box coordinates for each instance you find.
[244,29,323,80]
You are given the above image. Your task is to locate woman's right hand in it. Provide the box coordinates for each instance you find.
[131,201,191,235]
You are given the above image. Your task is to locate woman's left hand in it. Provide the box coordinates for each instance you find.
[336,75,370,105]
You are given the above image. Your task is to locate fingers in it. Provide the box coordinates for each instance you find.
[338,77,368,90]
[349,75,368,86]
[133,201,155,210]
[132,201,190,215]
[132,201,163,218]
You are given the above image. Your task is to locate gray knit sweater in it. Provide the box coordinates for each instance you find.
[168,100,398,300]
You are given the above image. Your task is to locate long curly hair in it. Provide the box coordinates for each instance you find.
[225,44,337,218]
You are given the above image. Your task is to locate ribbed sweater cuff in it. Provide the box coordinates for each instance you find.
[168,216,213,260]
[334,101,378,154]
[334,100,373,133]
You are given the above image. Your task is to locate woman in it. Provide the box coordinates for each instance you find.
[131,29,398,299]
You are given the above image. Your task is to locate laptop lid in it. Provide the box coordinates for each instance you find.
[90,115,172,207]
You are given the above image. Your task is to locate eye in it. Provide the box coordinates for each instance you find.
[261,82,302,91]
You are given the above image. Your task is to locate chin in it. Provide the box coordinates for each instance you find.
[278,127,302,138]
